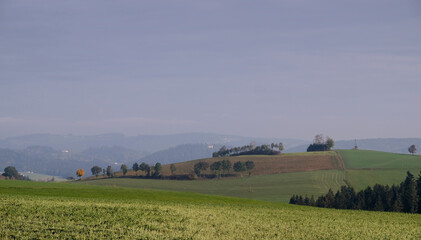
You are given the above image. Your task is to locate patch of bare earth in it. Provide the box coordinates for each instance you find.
[159,152,343,176]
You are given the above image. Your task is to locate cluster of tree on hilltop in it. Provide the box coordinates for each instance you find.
[290,171,421,214]
[307,134,334,152]
[1,166,28,180]
[193,159,255,178]
[212,142,283,157]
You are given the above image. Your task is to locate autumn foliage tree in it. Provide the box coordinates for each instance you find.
[76,168,84,179]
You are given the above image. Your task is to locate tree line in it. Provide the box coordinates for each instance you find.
[90,162,163,179]
[193,160,255,178]
[290,171,421,214]
[212,142,283,158]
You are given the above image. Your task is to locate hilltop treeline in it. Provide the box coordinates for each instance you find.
[212,143,283,158]
[290,171,421,214]
[307,134,334,152]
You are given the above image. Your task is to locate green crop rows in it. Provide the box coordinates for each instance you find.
[1,180,420,239]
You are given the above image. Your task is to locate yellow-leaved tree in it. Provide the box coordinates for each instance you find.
[76,168,84,179]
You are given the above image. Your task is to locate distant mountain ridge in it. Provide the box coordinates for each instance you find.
[0,133,308,177]
[0,133,308,153]
[1,133,419,178]
[0,145,143,178]
[139,144,224,165]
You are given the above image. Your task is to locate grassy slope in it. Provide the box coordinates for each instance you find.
[85,170,345,202]
[1,180,420,239]
[84,150,421,203]
[337,150,421,189]
[115,151,341,177]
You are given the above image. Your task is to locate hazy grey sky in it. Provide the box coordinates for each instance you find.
[1,0,420,140]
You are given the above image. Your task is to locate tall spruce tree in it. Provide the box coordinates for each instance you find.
[417,171,421,214]
[401,171,417,213]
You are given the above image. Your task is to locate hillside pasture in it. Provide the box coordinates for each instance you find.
[336,150,421,189]
[337,149,421,169]
[85,170,346,202]
[346,169,421,190]
[1,180,420,239]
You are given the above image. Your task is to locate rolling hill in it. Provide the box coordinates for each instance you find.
[0,132,307,153]
[1,180,419,239]
[285,138,421,154]
[0,145,143,178]
[84,150,421,203]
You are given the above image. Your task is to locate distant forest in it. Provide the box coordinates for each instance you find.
[290,171,421,214]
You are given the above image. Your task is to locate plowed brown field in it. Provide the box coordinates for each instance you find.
[156,151,343,176]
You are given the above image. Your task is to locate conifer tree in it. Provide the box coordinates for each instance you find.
[416,172,421,214]
[402,171,417,213]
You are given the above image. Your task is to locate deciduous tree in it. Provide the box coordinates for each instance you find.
[120,164,128,176]
[278,142,284,152]
[139,162,149,176]
[76,168,84,179]
[221,159,231,176]
[233,161,246,173]
[106,166,113,177]
[245,161,255,176]
[153,162,162,177]
[326,137,334,150]
[194,161,209,177]
[91,166,102,177]
[210,161,222,178]
[408,145,417,155]
[2,166,19,179]
[132,163,139,175]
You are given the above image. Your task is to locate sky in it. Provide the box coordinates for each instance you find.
[1,0,421,140]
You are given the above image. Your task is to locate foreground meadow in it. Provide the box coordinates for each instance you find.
[1,180,420,239]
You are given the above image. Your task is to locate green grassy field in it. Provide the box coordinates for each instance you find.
[337,149,421,169]
[1,180,420,239]
[85,170,346,202]
[337,150,421,189]
[83,150,421,203]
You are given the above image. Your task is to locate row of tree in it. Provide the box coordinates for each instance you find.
[290,171,421,214]
[212,142,283,158]
[132,162,162,177]
[193,160,255,178]
[89,162,163,178]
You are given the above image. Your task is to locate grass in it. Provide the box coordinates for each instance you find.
[84,170,346,202]
[337,150,421,190]
[1,180,420,239]
[346,169,421,190]
[337,149,421,169]
[84,150,421,202]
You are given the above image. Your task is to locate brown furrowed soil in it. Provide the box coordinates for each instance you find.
[159,151,343,176]
[89,151,344,179]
